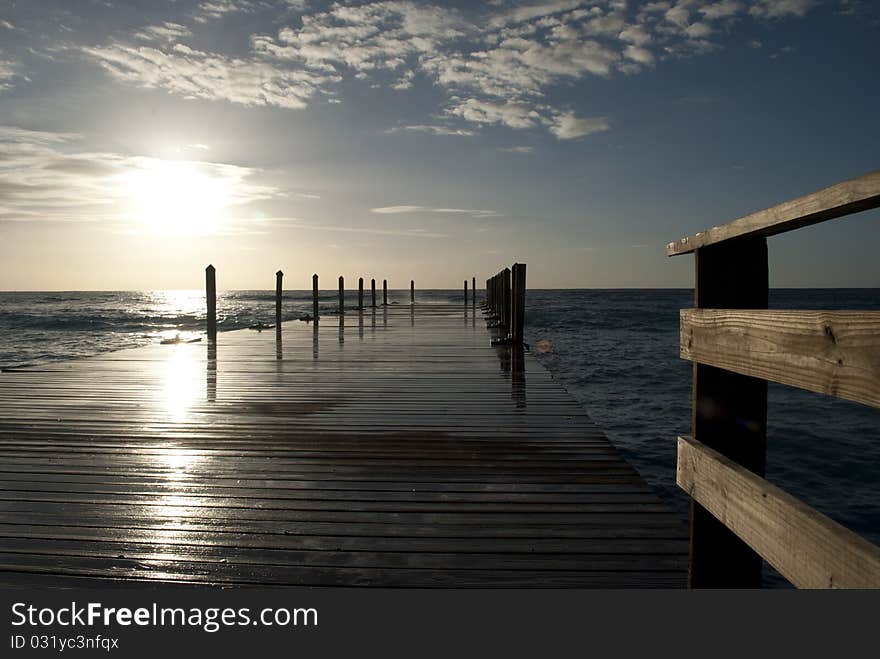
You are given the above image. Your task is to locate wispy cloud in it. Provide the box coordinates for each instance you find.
[548,112,610,140]
[73,0,831,138]
[371,205,500,218]
[134,22,192,43]
[500,146,534,153]
[384,124,477,136]
[82,42,338,109]
[0,59,18,92]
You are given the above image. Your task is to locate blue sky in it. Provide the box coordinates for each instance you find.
[0,0,878,289]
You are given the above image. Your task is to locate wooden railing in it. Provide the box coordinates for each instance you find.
[484,264,526,346]
[667,170,880,588]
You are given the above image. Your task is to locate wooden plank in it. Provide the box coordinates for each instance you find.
[681,309,880,409]
[677,435,880,589]
[667,170,880,255]
[689,238,768,588]
[0,303,687,588]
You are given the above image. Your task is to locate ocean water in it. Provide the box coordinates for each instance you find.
[1,288,878,585]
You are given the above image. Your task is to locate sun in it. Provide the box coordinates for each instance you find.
[122,159,231,235]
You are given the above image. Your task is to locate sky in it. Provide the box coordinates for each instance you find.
[0,0,878,290]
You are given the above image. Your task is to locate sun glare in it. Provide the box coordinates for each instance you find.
[123,160,231,234]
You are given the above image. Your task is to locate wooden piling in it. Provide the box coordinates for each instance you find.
[358,277,364,310]
[275,270,283,334]
[312,273,319,321]
[472,277,476,305]
[410,280,415,304]
[338,276,345,314]
[464,279,468,304]
[511,263,526,344]
[371,279,376,308]
[502,268,512,332]
[205,264,217,341]
[383,279,388,306]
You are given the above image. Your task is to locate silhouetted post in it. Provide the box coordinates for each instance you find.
[502,268,512,333]
[511,263,526,345]
[410,280,414,304]
[358,277,364,310]
[312,273,319,321]
[275,270,283,335]
[472,277,476,305]
[464,279,468,304]
[338,276,344,314]
[486,278,491,310]
[205,264,217,342]
[371,279,376,308]
[689,239,768,588]
[383,279,388,306]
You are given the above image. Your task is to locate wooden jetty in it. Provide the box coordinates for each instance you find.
[668,169,880,589]
[0,280,687,588]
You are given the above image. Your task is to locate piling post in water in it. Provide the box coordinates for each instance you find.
[511,263,526,345]
[338,276,345,314]
[383,279,388,306]
[206,264,217,342]
[371,279,376,308]
[275,270,283,335]
[358,277,364,310]
[410,280,414,304]
[312,273,319,321]
[464,280,468,304]
[472,277,476,305]
[502,267,512,333]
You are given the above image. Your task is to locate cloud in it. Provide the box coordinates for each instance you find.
[700,1,745,20]
[447,98,541,129]
[500,146,534,153]
[0,126,277,228]
[371,205,499,218]
[75,0,828,138]
[134,23,192,43]
[194,0,308,24]
[82,42,338,109]
[749,0,817,18]
[384,124,477,136]
[0,59,18,92]
[548,112,610,139]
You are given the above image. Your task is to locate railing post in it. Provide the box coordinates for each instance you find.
[511,263,526,344]
[205,264,217,341]
[383,279,388,306]
[312,273,319,321]
[358,277,364,310]
[464,279,468,304]
[410,280,414,304]
[472,277,476,305]
[689,237,768,588]
[371,278,376,308]
[275,270,283,335]
[338,276,344,314]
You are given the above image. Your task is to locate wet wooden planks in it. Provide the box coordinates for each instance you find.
[0,303,686,587]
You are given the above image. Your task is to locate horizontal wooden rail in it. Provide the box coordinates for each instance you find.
[667,170,880,256]
[680,309,880,409]
[677,435,880,589]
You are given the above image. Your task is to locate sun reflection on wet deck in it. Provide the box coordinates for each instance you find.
[158,344,204,423]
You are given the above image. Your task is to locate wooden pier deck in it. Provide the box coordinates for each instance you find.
[0,302,687,588]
